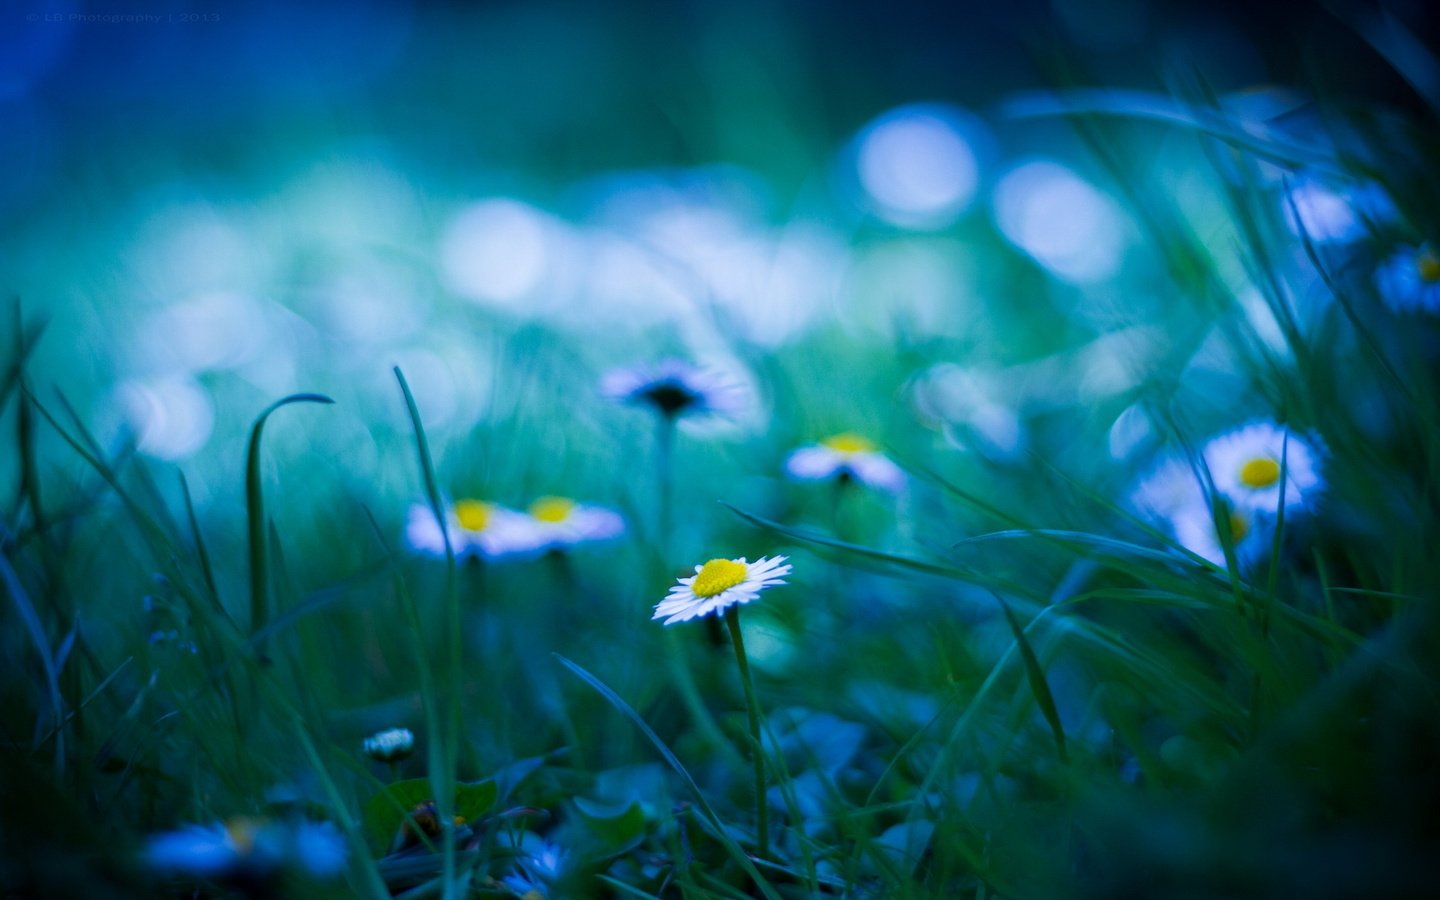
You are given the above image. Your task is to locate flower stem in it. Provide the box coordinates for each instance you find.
[724,605,768,859]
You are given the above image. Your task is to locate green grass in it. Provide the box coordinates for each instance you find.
[4,69,1440,900]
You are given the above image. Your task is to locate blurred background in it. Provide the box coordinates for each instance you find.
[4,0,1434,498]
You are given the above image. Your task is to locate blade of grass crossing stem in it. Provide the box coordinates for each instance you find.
[55,389,183,540]
[22,388,175,555]
[991,592,1068,762]
[723,503,970,581]
[245,393,333,641]
[36,657,133,750]
[179,471,226,617]
[289,710,392,898]
[555,654,782,900]
[393,366,462,900]
[1,302,46,410]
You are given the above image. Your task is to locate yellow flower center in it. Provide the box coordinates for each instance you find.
[225,818,259,855]
[1238,457,1281,489]
[1417,248,1440,283]
[528,496,575,523]
[453,499,491,532]
[822,433,875,454]
[691,558,748,598]
[1226,511,1250,542]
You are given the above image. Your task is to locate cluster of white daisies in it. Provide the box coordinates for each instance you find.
[1131,420,1324,570]
[405,359,906,565]
[406,495,626,561]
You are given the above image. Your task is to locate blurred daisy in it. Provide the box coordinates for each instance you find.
[145,817,345,881]
[1172,500,1272,571]
[406,499,544,560]
[654,556,791,625]
[601,358,746,419]
[1129,457,1203,519]
[1202,421,1322,513]
[1282,176,1395,244]
[785,433,905,493]
[526,496,625,549]
[501,834,567,898]
[1374,244,1440,314]
[363,727,414,763]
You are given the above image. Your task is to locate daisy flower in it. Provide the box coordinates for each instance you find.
[362,727,414,763]
[653,556,791,625]
[525,496,625,549]
[1172,500,1273,571]
[1374,244,1440,314]
[406,499,545,560]
[1202,421,1323,513]
[1129,456,1203,520]
[785,433,905,493]
[601,358,747,418]
[1282,176,1395,244]
[501,834,567,898]
[145,817,345,881]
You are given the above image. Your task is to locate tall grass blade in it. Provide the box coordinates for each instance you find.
[990,592,1068,763]
[244,392,333,639]
[555,654,782,900]
[392,366,461,900]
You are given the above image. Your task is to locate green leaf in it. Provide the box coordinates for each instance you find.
[574,796,647,854]
[455,780,499,823]
[362,778,496,854]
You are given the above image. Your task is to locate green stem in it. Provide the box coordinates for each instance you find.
[656,413,675,555]
[724,606,768,859]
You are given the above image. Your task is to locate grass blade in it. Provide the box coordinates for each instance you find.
[555,654,782,900]
[245,392,333,638]
[392,366,462,900]
[1,553,66,775]
[990,592,1068,763]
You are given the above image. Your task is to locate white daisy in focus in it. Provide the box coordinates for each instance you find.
[406,499,545,560]
[1202,422,1323,514]
[653,556,791,625]
[362,727,414,763]
[785,433,905,493]
[1171,500,1273,571]
[601,358,747,419]
[1374,244,1440,315]
[525,496,625,549]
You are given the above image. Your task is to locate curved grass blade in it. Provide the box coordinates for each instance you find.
[952,528,1186,566]
[555,654,782,900]
[722,503,971,581]
[393,366,462,900]
[1000,88,1344,175]
[245,393,333,638]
